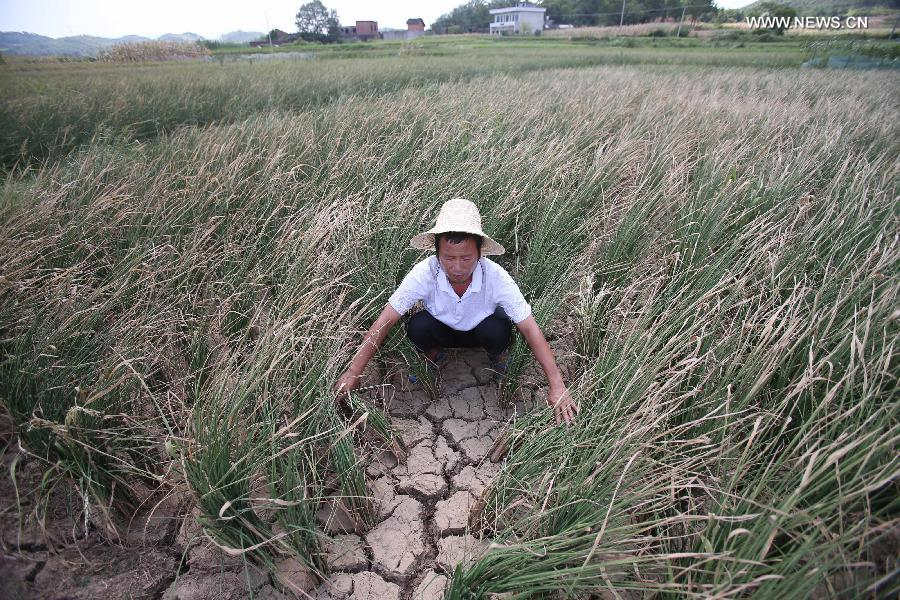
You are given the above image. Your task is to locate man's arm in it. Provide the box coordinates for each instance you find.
[515,315,579,425]
[335,303,401,394]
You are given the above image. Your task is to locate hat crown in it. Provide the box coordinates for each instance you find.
[435,198,481,230]
[409,197,505,256]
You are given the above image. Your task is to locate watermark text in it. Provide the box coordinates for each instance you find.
[747,16,869,30]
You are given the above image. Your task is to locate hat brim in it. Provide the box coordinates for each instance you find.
[410,228,505,256]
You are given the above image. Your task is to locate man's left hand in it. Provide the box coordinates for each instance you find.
[334,369,361,396]
[547,385,579,425]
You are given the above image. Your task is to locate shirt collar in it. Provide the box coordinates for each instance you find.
[437,257,483,297]
[470,259,483,293]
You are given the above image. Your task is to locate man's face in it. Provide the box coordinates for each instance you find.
[438,237,480,285]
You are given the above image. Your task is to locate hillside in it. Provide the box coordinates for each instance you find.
[0,32,142,56]
[157,32,203,43]
[0,31,206,56]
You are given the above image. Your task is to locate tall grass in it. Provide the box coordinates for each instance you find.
[544,22,698,39]
[97,41,212,62]
[1,59,897,596]
[0,44,806,172]
[448,69,899,598]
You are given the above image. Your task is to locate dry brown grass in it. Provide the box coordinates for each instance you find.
[544,22,703,39]
[97,40,211,62]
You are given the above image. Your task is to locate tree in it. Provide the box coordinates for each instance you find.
[430,0,720,35]
[432,0,510,34]
[295,1,339,35]
[680,0,716,22]
[713,8,745,24]
[541,0,718,28]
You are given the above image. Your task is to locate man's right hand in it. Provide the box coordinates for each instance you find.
[333,303,400,398]
[334,369,361,395]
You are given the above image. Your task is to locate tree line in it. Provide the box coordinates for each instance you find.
[289,0,811,41]
[432,0,719,34]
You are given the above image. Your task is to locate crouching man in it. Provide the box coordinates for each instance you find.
[335,198,578,425]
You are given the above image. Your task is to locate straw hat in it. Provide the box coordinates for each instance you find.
[410,198,505,256]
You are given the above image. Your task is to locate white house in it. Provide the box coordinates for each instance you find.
[489,2,546,35]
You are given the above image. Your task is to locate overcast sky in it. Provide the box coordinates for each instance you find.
[1,1,752,40]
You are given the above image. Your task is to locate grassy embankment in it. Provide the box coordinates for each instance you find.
[1,40,897,597]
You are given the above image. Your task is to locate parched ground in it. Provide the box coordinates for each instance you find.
[310,349,535,600]
[0,349,538,600]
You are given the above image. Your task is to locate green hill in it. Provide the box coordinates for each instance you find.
[157,32,204,43]
[0,31,209,57]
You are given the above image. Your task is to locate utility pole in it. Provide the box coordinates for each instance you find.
[265,10,274,53]
[676,5,687,37]
[620,0,626,27]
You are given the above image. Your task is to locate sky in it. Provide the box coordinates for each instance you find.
[0,1,753,40]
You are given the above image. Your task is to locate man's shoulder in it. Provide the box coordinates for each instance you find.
[409,255,439,279]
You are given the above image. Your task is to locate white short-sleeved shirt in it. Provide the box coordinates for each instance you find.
[388,256,531,331]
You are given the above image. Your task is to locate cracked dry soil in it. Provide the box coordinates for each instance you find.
[314,349,535,600]
[0,349,537,600]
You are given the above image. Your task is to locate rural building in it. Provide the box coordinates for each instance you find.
[340,20,379,41]
[248,29,301,47]
[355,21,379,41]
[489,2,546,35]
[382,18,427,41]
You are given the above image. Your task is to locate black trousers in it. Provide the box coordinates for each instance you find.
[406,307,513,358]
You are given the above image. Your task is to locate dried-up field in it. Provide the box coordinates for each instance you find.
[0,50,897,600]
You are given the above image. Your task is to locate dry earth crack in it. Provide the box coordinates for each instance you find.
[312,350,535,599]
